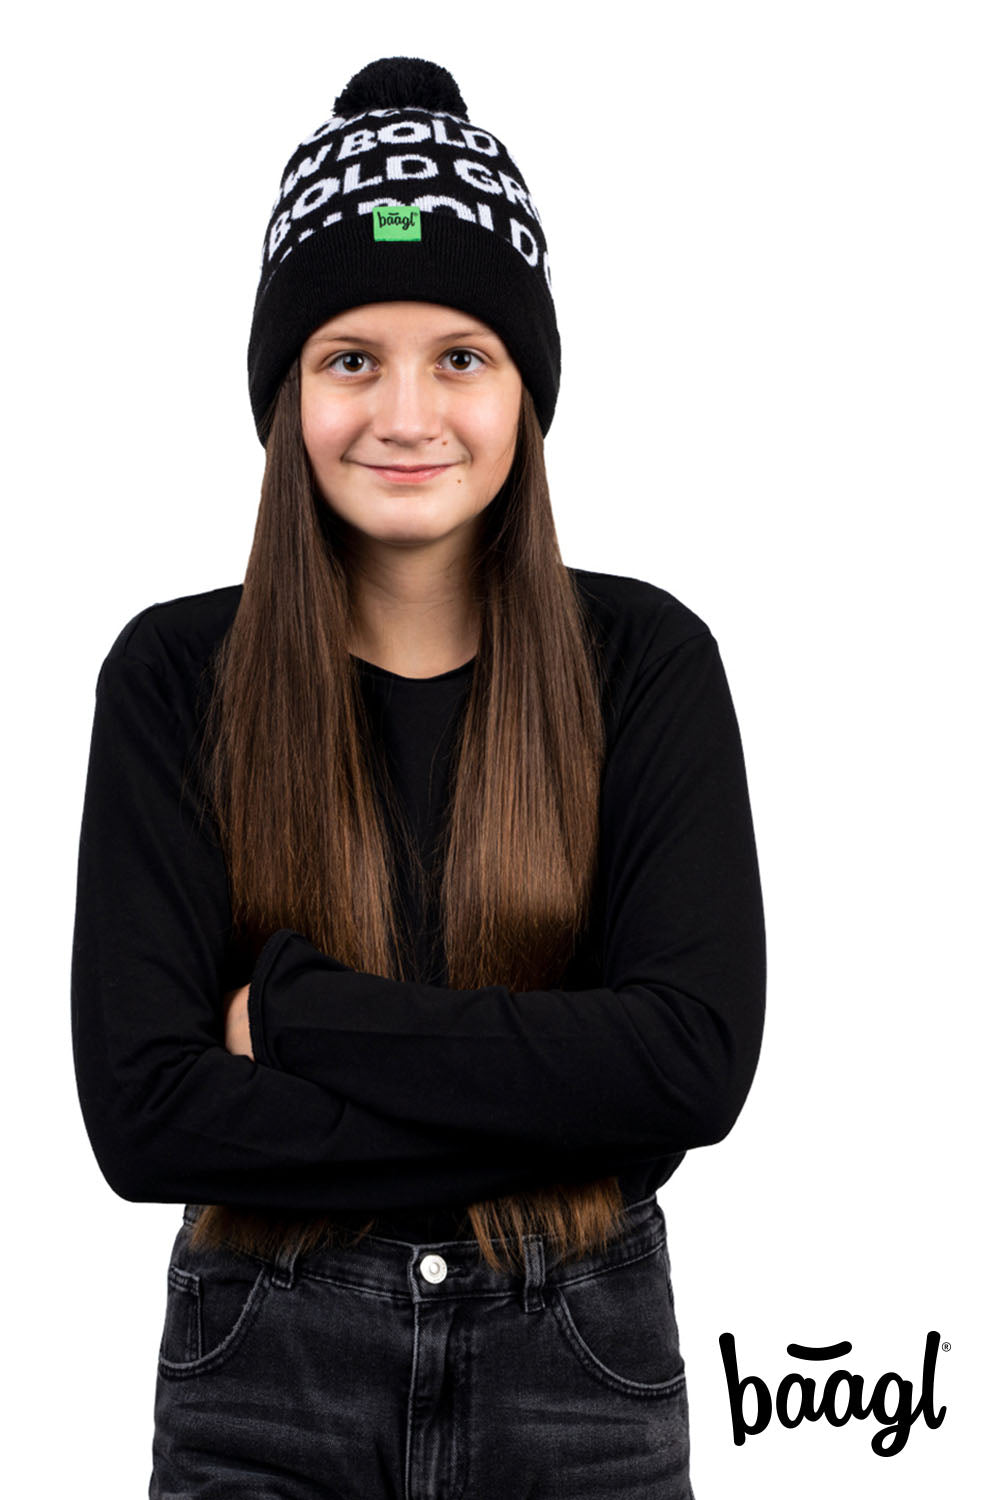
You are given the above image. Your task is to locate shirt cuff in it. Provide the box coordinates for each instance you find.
[247,928,297,1068]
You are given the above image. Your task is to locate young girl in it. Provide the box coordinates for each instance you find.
[71,55,766,1498]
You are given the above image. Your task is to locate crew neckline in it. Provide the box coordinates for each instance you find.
[350,653,477,684]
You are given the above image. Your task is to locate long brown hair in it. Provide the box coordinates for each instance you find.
[190,355,629,1273]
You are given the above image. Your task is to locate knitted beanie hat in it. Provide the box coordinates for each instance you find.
[247,56,561,447]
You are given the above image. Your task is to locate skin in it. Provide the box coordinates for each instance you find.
[300,299,523,674]
[224,300,524,1057]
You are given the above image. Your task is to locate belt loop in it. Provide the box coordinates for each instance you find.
[271,1236,302,1291]
[520,1233,546,1313]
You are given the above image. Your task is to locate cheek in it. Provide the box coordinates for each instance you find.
[302,411,349,469]
[466,407,519,465]
[300,384,357,462]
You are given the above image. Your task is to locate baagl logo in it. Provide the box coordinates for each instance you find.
[372,206,422,241]
[719,1332,947,1456]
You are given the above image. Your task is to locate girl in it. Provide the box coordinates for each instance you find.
[71,55,766,1498]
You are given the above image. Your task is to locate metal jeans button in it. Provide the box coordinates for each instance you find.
[418,1253,448,1284]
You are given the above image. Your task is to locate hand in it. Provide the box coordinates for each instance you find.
[223,983,254,1060]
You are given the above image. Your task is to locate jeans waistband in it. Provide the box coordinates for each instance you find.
[181,1193,666,1311]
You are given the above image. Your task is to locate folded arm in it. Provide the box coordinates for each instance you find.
[71,623,765,1212]
[246,627,766,1153]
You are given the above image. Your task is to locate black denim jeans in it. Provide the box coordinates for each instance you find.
[149,1192,694,1498]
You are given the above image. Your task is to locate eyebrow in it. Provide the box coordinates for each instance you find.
[309,328,498,346]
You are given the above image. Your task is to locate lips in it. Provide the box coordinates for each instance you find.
[364,463,454,483]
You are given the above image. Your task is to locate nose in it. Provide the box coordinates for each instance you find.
[369,364,445,450]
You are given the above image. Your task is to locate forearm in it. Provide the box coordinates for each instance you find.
[248,929,761,1156]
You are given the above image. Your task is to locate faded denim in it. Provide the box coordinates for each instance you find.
[149,1192,694,1498]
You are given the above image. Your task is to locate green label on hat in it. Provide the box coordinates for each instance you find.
[372,206,422,241]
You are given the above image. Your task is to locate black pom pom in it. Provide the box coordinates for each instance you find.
[334,56,468,120]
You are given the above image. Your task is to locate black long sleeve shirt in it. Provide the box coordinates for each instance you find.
[70,567,766,1241]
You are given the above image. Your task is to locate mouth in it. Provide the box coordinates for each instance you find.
[364,463,455,484]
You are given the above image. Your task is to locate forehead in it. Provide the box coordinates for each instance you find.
[304,302,500,345]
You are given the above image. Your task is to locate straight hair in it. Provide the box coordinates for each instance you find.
[189,357,629,1273]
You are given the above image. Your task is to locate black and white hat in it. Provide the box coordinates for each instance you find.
[247,57,561,445]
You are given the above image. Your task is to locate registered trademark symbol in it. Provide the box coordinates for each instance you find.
[941,1341,951,1352]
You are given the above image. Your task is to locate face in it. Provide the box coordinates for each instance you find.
[299,301,523,557]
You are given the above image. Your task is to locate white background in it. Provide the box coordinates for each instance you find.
[4,1,995,1493]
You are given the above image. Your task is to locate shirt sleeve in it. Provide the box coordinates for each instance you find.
[71,652,620,1214]
[248,627,767,1158]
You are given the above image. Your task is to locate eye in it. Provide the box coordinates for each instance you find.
[328,350,375,374]
[443,348,485,372]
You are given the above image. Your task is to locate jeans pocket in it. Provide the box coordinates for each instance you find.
[550,1236,687,1398]
[157,1225,273,1381]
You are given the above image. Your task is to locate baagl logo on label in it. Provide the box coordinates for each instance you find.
[372,206,422,241]
[719,1331,947,1456]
